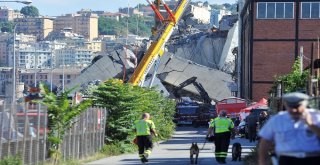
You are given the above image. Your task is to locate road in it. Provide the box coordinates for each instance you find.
[86,127,256,165]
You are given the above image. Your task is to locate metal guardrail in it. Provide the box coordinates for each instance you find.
[0,102,107,164]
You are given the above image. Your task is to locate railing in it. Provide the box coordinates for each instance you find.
[0,102,107,164]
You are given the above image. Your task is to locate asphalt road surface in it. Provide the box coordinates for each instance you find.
[86,127,256,165]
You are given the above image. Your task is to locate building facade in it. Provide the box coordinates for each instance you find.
[211,8,232,28]
[0,33,10,67]
[55,48,94,67]
[240,0,320,101]
[53,13,98,41]
[20,68,81,90]
[16,48,54,69]
[0,6,14,22]
[15,17,53,41]
[2,33,37,67]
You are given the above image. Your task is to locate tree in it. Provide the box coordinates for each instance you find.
[20,6,39,17]
[98,16,153,37]
[0,21,13,33]
[274,58,309,93]
[92,79,176,144]
[37,84,92,164]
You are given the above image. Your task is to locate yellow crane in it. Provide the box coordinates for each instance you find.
[128,0,190,86]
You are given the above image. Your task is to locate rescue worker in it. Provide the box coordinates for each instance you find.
[245,111,258,142]
[206,110,234,164]
[133,113,157,163]
[258,92,320,165]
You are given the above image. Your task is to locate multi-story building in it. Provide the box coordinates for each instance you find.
[186,5,211,25]
[0,67,24,100]
[0,67,12,97]
[17,47,54,69]
[6,34,37,67]
[53,13,98,41]
[55,48,94,67]
[0,6,14,22]
[100,12,128,21]
[0,33,10,67]
[2,33,36,67]
[211,7,232,28]
[20,68,81,90]
[84,40,102,53]
[15,17,53,41]
[240,0,320,101]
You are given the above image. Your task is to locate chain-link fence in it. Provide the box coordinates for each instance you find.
[0,101,107,164]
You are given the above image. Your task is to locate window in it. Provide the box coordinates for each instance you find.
[257,2,294,19]
[302,2,320,19]
[267,3,275,18]
[276,3,284,18]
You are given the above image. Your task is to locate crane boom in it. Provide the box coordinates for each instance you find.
[128,0,190,86]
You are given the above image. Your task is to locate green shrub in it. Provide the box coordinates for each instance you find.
[101,142,136,156]
[0,156,22,165]
[92,79,176,145]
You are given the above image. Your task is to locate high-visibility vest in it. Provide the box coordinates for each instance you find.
[134,119,155,136]
[210,117,234,133]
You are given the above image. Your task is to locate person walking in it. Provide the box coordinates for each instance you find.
[258,111,268,129]
[133,113,157,163]
[245,111,258,142]
[258,92,320,165]
[207,110,234,164]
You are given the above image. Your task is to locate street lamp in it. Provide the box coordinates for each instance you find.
[12,24,17,104]
[0,0,32,5]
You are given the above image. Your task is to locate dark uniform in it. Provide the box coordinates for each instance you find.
[209,116,234,164]
[246,113,258,142]
[134,119,156,163]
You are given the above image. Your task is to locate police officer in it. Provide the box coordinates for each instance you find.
[207,110,234,164]
[133,113,157,163]
[258,92,320,165]
[245,111,258,142]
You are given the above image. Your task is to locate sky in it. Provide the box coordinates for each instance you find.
[1,0,236,16]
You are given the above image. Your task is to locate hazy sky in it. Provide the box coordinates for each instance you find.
[1,0,236,16]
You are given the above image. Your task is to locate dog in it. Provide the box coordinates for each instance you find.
[232,142,242,161]
[190,142,199,164]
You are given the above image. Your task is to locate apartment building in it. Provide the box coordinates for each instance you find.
[100,12,128,21]
[15,17,53,41]
[55,48,94,67]
[1,33,36,67]
[0,6,14,21]
[20,68,81,90]
[84,40,102,53]
[5,34,37,67]
[17,48,54,69]
[240,0,320,101]
[53,13,98,41]
[0,33,10,67]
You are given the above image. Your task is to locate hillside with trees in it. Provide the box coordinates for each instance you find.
[98,15,154,37]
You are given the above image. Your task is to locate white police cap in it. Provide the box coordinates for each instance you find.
[282,92,309,108]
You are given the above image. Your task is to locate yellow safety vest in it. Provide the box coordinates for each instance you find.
[134,119,155,136]
[210,117,234,133]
